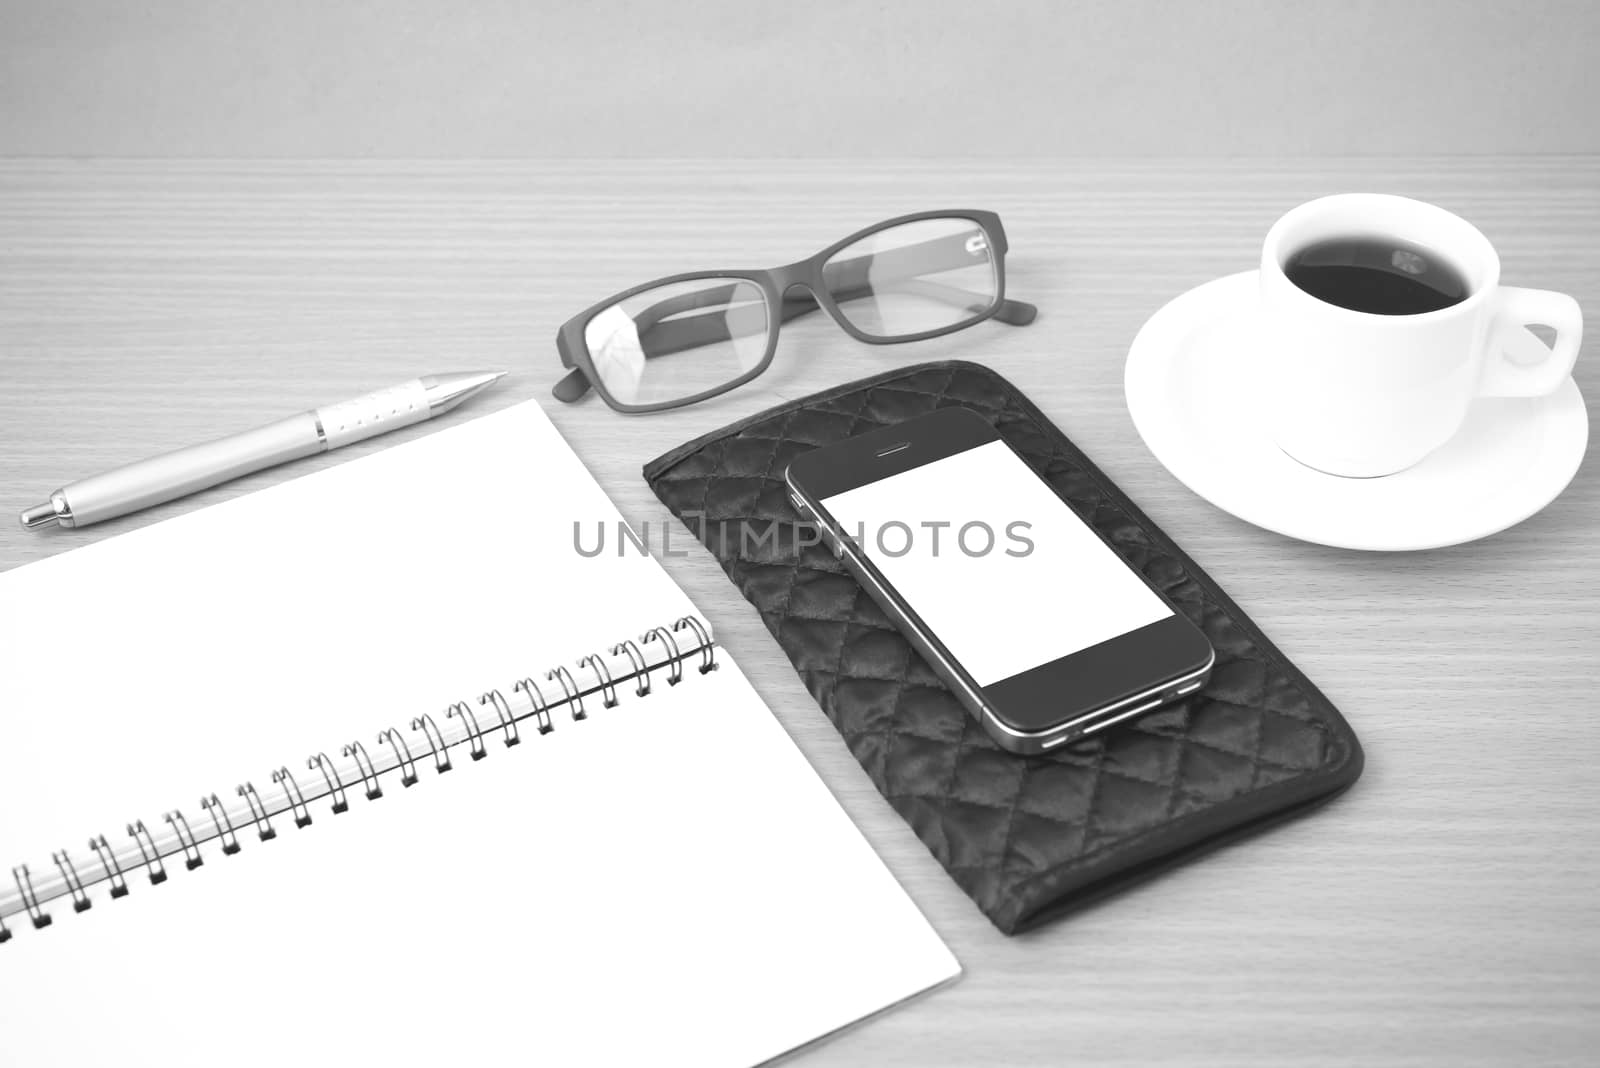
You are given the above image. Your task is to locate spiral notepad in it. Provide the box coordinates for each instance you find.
[0,402,957,1068]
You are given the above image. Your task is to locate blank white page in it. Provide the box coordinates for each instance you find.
[0,401,957,1065]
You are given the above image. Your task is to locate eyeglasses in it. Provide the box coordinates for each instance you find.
[552,210,1037,413]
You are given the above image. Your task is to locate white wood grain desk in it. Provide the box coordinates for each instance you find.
[1,160,1596,1067]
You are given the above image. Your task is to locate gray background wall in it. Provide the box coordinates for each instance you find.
[3,0,1597,158]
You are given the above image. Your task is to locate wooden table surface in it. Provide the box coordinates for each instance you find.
[1,159,1596,1066]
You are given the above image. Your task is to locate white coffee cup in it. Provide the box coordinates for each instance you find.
[1259,194,1582,478]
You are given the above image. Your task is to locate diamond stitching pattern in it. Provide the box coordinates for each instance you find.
[645,362,1362,933]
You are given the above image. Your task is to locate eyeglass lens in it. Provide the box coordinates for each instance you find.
[582,278,770,407]
[821,217,999,338]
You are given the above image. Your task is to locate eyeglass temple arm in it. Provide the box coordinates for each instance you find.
[554,233,1037,402]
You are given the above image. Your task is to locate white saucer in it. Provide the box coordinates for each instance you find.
[1125,271,1589,551]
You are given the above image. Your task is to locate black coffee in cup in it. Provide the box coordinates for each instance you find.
[1284,236,1470,315]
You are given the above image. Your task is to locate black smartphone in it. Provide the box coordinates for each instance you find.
[785,407,1214,754]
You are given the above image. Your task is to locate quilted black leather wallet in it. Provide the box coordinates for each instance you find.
[644,361,1364,934]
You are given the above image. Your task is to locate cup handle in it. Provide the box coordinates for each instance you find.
[1480,286,1583,397]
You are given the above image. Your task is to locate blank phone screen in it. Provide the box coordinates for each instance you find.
[821,439,1172,687]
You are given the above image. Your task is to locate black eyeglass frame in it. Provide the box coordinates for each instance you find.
[553,208,1036,413]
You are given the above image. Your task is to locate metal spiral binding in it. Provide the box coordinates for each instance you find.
[127,821,167,885]
[643,626,684,686]
[237,782,276,840]
[613,640,650,697]
[674,616,717,674]
[547,665,586,720]
[308,753,350,814]
[0,613,717,941]
[378,729,419,787]
[579,654,619,708]
[52,851,91,913]
[12,866,50,929]
[514,678,554,734]
[273,767,314,826]
[201,794,241,855]
[480,690,520,748]
[343,742,384,801]
[411,713,452,773]
[447,700,488,761]
[163,811,203,870]
[89,835,128,899]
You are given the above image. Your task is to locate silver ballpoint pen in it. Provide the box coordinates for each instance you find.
[19,371,508,530]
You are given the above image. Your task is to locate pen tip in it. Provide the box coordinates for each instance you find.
[424,371,509,415]
[19,503,59,530]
